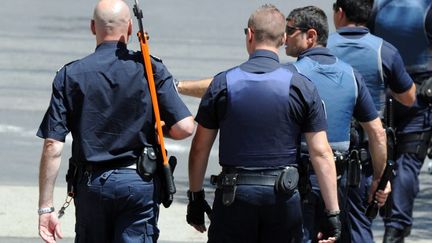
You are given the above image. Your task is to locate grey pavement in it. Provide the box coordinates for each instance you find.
[0,0,431,242]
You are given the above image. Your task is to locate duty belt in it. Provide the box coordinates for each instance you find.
[397,131,432,158]
[210,173,277,187]
[82,159,138,172]
[211,166,299,206]
[302,150,349,177]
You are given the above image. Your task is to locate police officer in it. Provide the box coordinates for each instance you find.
[284,6,390,243]
[37,1,194,242]
[369,0,432,242]
[186,4,341,243]
[327,0,417,242]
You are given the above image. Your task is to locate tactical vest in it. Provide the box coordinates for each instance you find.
[219,67,298,167]
[328,32,385,114]
[373,0,432,75]
[294,57,357,152]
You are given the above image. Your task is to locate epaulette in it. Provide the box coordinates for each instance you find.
[56,60,78,73]
[150,54,163,63]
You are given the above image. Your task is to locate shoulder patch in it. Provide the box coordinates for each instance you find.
[56,60,78,73]
[150,55,163,63]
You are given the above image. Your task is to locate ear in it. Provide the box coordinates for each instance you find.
[91,19,96,35]
[247,28,253,43]
[306,28,318,46]
[281,32,287,45]
[334,7,344,25]
[127,19,132,36]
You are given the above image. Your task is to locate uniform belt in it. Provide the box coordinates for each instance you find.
[210,173,277,187]
[83,159,137,172]
[397,131,431,144]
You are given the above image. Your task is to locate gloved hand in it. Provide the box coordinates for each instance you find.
[186,189,212,233]
[318,210,342,242]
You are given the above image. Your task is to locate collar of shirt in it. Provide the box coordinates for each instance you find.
[336,26,370,36]
[298,47,336,65]
[95,41,127,52]
[240,49,280,73]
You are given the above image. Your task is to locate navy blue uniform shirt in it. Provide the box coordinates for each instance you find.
[297,47,379,122]
[196,49,327,149]
[37,41,191,163]
[335,27,414,94]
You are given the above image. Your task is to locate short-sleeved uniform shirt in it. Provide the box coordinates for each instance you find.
[37,41,191,163]
[297,47,378,123]
[195,50,327,167]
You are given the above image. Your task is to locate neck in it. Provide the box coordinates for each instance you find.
[96,35,128,46]
[252,44,279,54]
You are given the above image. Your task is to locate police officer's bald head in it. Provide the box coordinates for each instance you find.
[91,0,132,44]
[247,4,286,48]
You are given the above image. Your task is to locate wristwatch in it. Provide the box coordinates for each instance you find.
[38,207,55,215]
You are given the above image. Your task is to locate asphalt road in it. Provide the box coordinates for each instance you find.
[0,0,431,242]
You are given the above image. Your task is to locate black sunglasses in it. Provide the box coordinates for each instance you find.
[333,2,338,11]
[244,27,255,35]
[285,25,309,35]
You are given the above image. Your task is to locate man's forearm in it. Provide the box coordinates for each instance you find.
[177,78,212,98]
[361,118,387,179]
[188,126,217,192]
[310,152,339,212]
[368,133,387,179]
[39,139,63,208]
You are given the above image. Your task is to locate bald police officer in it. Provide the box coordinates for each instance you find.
[37,1,194,242]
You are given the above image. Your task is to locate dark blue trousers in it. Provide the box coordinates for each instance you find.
[74,168,160,243]
[208,185,303,243]
[302,174,350,243]
[384,101,432,234]
[344,167,374,243]
[384,153,424,232]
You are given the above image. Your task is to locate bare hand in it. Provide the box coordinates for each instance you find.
[369,180,391,207]
[39,213,63,243]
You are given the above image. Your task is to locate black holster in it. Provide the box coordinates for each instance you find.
[136,146,177,208]
[65,158,78,198]
[347,150,362,187]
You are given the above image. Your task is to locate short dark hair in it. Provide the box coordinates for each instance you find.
[335,0,373,24]
[248,4,286,48]
[286,6,328,46]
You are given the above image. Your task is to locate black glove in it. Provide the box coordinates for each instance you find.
[186,189,212,226]
[320,210,342,241]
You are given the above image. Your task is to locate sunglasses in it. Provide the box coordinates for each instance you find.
[285,25,309,35]
[333,2,339,11]
[244,27,255,35]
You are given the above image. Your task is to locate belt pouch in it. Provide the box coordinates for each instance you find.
[221,173,238,206]
[137,147,158,180]
[275,167,299,196]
